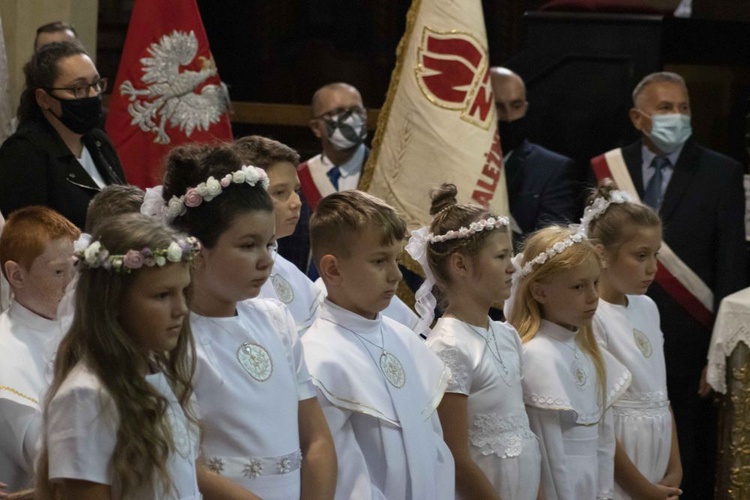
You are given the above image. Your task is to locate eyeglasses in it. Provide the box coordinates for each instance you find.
[313,105,366,121]
[47,78,108,99]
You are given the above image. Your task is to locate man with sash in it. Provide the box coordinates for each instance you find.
[591,71,746,499]
[490,67,576,246]
[279,82,368,276]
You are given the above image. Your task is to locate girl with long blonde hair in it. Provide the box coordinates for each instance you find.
[508,225,631,500]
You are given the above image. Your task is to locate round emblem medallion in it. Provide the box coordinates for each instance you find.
[237,342,273,382]
[575,366,588,388]
[379,351,406,388]
[271,274,294,304]
[633,328,653,358]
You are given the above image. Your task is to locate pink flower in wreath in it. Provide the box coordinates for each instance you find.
[123,250,144,269]
[184,188,203,208]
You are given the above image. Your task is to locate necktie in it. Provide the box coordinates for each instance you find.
[643,156,670,210]
[327,166,342,190]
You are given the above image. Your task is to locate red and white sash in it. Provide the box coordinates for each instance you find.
[591,148,714,329]
[298,154,336,212]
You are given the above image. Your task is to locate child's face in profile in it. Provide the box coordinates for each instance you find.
[20,236,75,319]
[467,230,515,305]
[120,262,191,355]
[266,161,302,240]
[333,228,403,320]
[601,225,661,299]
[533,255,600,330]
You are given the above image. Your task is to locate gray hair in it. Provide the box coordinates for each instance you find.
[632,72,687,105]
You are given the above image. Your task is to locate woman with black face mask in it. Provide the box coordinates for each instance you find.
[0,41,125,230]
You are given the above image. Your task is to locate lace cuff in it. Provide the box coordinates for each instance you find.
[433,346,470,395]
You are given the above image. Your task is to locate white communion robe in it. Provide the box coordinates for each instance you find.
[522,320,632,500]
[313,278,420,331]
[258,253,321,334]
[302,300,455,500]
[190,298,316,500]
[427,317,541,499]
[47,363,201,499]
[0,301,66,491]
[593,295,672,499]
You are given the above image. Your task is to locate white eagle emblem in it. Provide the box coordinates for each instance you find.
[119,30,229,144]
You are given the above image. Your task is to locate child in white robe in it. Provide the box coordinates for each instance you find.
[407,183,541,499]
[508,225,632,500]
[0,206,79,492]
[37,214,252,499]
[161,144,336,499]
[586,187,683,499]
[232,136,322,334]
[302,190,455,499]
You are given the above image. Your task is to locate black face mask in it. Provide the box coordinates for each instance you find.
[497,116,528,153]
[47,94,103,135]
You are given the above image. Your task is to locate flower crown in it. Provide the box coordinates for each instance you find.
[514,231,586,279]
[427,216,510,244]
[580,189,633,236]
[165,165,270,221]
[76,237,201,274]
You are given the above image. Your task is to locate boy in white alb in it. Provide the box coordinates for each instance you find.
[0,207,79,491]
[302,190,455,499]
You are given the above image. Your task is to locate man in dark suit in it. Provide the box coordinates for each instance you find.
[490,67,576,245]
[592,71,747,499]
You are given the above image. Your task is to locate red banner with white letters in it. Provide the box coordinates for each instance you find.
[105,0,232,188]
[361,0,508,227]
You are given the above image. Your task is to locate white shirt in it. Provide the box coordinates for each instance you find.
[77,145,106,189]
[190,299,315,500]
[47,363,201,499]
[258,253,321,334]
[302,300,454,500]
[0,301,66,491]
[321,143,366,191]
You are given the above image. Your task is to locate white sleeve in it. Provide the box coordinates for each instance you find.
[526,406,572,500]
[427,337,472,395]
[271,302,317,401]
[597,407,616,500]
[0,399,41,482]
[47,381,118,484]
[318,392,387,500]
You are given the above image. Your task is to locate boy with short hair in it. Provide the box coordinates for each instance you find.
[0,206,79,491]
[85,183,145,233]
[301,190,455,499]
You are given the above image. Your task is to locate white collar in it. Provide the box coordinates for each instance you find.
[322,144,366,177]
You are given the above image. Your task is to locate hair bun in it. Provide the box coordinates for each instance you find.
[585,181,618,208]
[429,183,459,216]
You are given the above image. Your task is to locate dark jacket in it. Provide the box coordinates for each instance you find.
[620,138,747,376]
[0,117,125,230]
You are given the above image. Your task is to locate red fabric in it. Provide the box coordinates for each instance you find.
[105,0,232,188]
[590,153,714,330]
[297,161,323,211]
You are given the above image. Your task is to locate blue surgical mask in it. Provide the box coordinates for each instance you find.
[644,113,692,154]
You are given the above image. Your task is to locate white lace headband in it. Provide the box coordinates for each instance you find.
[406,215,510,337]
[580,189,633,237]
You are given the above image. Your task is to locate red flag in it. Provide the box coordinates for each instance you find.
[105,0,232,188]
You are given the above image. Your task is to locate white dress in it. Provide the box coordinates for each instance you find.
[0,301,66,490]
[522,320,632,500]
[46,363,201,499]
[302,300,455,500]
[427,317,541,499]
[258,253,322,334]
[593,296,672,499]
[190,298,316,500]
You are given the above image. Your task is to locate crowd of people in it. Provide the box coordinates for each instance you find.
[0,19,746,500]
